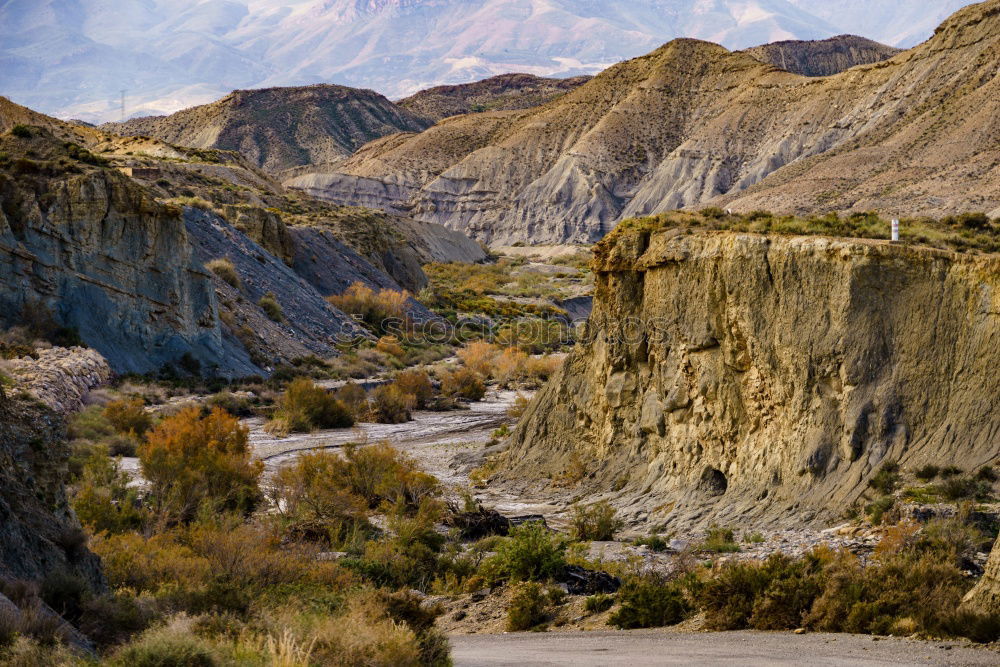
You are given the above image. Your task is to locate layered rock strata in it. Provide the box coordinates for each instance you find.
[501,229,1000,527]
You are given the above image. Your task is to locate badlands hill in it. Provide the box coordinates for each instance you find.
[398,73,592,122]
[742,34,902,77]
[290,0,1000,244]
[100,85,431,174]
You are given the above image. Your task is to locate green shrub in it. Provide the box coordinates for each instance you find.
[258,292,284,323]
[110,623,217,667]
[205,392,255,418]
[273,443,439,524]
[369,385,412,424]
[610,576,691,629]
[633,535,669,552]
[268,378,354,434]
[482,521,566,583]
[914,464,940,481]
[936,476,991,501]
[104,398,153,437]
[269,450,371,545]
[865,495,896,525]
[697,553,820,630]
[205,258,241,290]
[68,404,117,441]
[72,446,147,534]
[701,526,740,553]
[869,461,901,494]
[78,594,156,649]
[10,125,31,138]
[568,501,622,541]
[440,367,485,401]
[584,593,614,614]
[507,582,549,631]
[976,465,998,483]
[940,465,963,479]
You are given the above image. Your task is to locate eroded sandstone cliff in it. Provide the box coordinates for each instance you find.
[499,227,1000,528]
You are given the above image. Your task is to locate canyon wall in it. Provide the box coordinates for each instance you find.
[0,165,238,375]
[501,228,1000,528]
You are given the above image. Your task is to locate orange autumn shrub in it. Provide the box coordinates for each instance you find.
[138,407,263,524]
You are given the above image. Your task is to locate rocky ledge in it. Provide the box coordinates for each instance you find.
[4,347,111,414]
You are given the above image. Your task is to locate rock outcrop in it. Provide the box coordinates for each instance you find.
[3,347,111,414]
[741,35,901,77]
[398,73,592,122]
[964,538,1000,614]
[0,132,238,376]
[184,208,369,371]
[0,387,104,591]
[500,227,1000,528]
[294,0,1000,244]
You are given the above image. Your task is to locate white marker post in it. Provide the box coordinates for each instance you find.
[891,218,900,242]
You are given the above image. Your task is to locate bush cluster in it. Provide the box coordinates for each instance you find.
[327,282,410,335]
[266,377,354,435]
[139,406,263,525]
[568,501,622,541]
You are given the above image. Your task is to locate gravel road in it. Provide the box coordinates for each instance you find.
[449,630,1000,666]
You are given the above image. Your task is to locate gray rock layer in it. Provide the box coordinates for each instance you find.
[501,230,1000,528]
[0,169,234,375]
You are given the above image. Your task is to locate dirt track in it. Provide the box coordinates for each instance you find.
[449,630,1000,666]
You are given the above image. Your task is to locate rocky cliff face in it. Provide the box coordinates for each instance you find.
[296,0,1000,244]
[741,35,901,77]
[499,227,1000,528]
[0,387,104,591]
[964,541,1000,614]
[0,132,238,375]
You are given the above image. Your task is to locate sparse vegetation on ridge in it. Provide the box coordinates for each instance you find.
[605,209,1000,254]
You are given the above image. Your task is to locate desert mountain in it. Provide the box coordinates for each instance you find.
[100,85,431,175]
[0,0,976,123]
[289,0,1000,244]
[399,74,592,122]
[742,35,901,77]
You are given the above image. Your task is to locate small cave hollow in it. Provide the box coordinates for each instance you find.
[700,467,728,497]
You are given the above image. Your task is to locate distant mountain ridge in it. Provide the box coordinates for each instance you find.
[0,0,976,123]
[287,0,1000,244]
[99,85,431,174]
